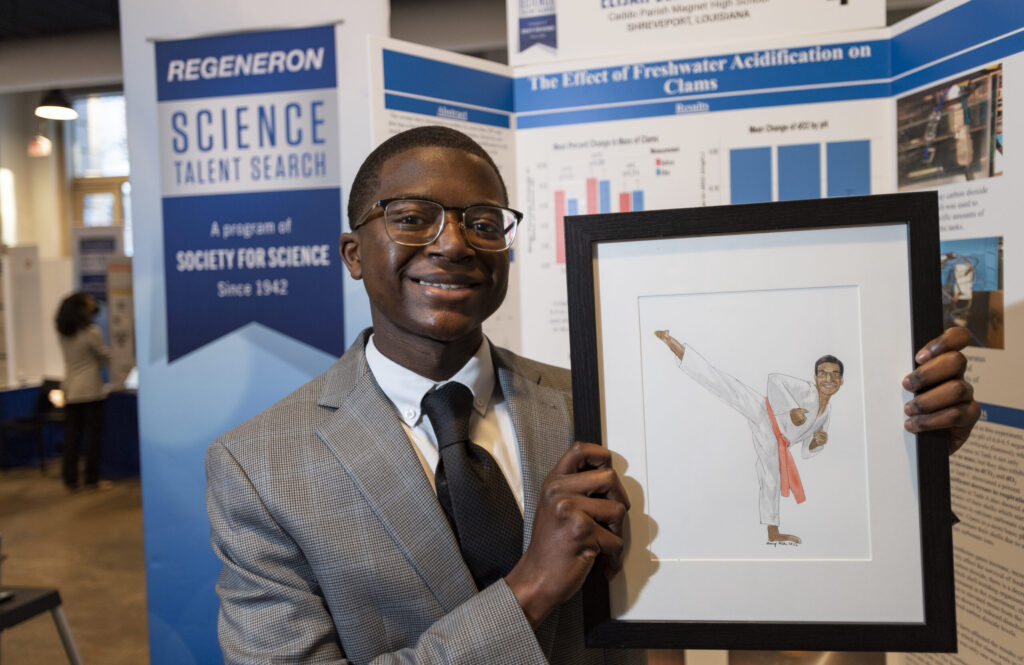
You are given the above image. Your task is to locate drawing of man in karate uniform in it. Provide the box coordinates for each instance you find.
[654,330,845,544]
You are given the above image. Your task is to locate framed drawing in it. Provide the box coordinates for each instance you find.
[566,192,955,652]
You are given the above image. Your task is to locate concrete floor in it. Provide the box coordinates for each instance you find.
[0,463,687,665]
[0,464,148,664]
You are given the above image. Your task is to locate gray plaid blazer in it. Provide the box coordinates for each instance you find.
[207,329,643,665]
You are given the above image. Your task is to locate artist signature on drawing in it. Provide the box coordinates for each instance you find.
[765,541,800,548]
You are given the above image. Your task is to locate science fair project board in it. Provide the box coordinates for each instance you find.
[370,2,1024,660]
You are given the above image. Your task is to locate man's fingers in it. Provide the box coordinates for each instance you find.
[903,349,967,392]
[905,379,973,416]
[569,505,625,576]
[901,328,980,455]
[904,401,981,434]
[545,466,631,512]
[914,326,971,364]
[552,441,611,475]
[573,495,629,535]
[594,527,626,578]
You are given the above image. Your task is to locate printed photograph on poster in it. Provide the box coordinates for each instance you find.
[638,286,868,559]
[940,236,1004,349]
[897,64,1003,191]
[566,193,955,651]
[728,652,885,665]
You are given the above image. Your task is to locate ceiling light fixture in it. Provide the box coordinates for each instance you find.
[34,89,78,121]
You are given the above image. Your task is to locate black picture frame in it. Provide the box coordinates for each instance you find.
[566,192,955,652]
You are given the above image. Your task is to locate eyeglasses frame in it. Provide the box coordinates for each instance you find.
[351,197,524,252]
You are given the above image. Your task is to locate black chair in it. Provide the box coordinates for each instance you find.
[0,380,65,473]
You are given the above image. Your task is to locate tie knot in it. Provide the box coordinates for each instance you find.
[421,382,474,450]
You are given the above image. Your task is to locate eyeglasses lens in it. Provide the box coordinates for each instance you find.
[384,200,440,245]
[464,205,517,250]
[384,200,516,250]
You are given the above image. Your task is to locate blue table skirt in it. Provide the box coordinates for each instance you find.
[1,386,139,478]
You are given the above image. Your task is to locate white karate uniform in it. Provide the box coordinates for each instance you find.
[679,346,829,526]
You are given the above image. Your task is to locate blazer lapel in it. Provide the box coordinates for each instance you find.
[316,334,477,613]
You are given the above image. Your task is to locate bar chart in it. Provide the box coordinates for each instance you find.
[730,140,871,204]
[553,179,646,263]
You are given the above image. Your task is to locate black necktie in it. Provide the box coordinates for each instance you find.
[421,382,523,589]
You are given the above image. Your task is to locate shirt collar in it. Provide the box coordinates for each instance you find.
[365,334,495,427]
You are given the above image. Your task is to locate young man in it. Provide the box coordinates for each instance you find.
[654,330,846,544]
[207,126,980,665]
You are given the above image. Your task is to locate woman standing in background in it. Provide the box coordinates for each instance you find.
[55,292,111,491]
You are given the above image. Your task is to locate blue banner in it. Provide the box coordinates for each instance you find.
[162,188,344,361]
[517,0,557,53]
[156,25,337,101]
[892,1,1024,78]
[382,49,514,112]
[514,38,890,113]
[520,14,557,52]
[383,93,510,128]
[979,402,1024,430]
[156,25,343,362]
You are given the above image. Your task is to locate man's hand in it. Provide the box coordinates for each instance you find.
[790,408,808,426]
[902,327,981,454]
[505,442,629,630]
[810,429,827,450]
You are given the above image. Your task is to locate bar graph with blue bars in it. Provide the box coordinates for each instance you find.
[730,147,772,204]
[778,144,821,200]
[729,140,871,203]
[554,183,645,263]
[826,140,871,197]
[599,180,611,213]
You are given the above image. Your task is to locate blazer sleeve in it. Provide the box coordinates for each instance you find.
[87,324,112,367]
[207,439,548,665]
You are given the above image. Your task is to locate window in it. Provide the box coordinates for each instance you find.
[68,92,132,255]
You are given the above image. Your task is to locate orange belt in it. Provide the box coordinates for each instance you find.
[766,397,806,504]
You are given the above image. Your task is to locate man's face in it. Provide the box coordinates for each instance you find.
[340,146,509,354]
[815,362,844,396]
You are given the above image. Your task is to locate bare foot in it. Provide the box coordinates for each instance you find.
[767,525,802,544]
[654,330,669,341]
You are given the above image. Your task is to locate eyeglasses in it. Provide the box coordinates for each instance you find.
[816,369,842,380]
[352,197,523,252]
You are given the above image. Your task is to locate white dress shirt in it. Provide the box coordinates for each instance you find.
[365,335,524,513]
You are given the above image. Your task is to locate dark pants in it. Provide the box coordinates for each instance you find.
[63,400,104,487]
